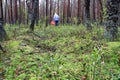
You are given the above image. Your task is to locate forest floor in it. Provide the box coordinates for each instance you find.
[0,24,120,80]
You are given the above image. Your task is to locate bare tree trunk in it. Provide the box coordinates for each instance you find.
[26,0,32,25]
[46,0,48,27]
[30,0,39,31]
[63,0,66,24]
[36,0,39,26]
[50,0,53,22]
[4,0,7,23]
[22,0,26,24]
[77,0,81,25]
[85,0,90,21]
[85,0,91,29]
[57,0,59,15]
[8,4,11,24]
[19,0,21,24]
[119,3,120,26]
[10,0,13,24]
[67,0,71,23]
[105,0,120,40]
[93,0,95,21]
[0,0,3,24]
[0,0,7,52]
[14,0,18,23]
[98,0,103,24]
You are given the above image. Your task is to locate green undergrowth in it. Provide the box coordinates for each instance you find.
[0,24,120,80]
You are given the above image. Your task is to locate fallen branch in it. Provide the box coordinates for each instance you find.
[0,44,6,53]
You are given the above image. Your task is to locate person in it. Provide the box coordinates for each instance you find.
[53,13,60,26]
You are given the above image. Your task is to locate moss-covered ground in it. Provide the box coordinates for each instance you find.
[0,24,120,80]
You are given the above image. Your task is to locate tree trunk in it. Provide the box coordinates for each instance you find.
[119,3,120,26]
[77,0,81,25]
[0,0,7,52]
[10,0,13,24]
[105,0,120,40]
[85,0,91,29]
[63,0,66,24]
[46,0,48,27]
[26,0,32,25]
[57,0,59,15]
[30,0,39,31]
[19,0,21,24]
[50,0,52,22]
[85,0,90,21]
[98,0,103,24]
[36,0,39,26]
[67,0,71,23]
[14,0,18,23]
[93,0,95,21]
[4,0,7,23]
[8,2,11,24]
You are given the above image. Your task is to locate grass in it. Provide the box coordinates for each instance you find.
[0,24,120,80]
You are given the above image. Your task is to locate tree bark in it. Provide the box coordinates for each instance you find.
[85,0,91,29]
[77,0,81,25]
[93,0,95,21]
[105,0,120,40]
[50,0,53,22]
[0,0,7,52]
[67,0,71,23]
[10,0,13,24]
[57,0,59,15]
[36,0,39,26]
[14,0,18,23]
[63,0,66,24]
[31,0,39,31]
[46,0,48,27]
[98,0,103,24]
[19,0,21,24]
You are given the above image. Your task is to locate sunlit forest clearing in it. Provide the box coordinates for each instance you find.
[0,0,120,80]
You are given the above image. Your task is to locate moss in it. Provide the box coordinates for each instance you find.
[2,24,120,80]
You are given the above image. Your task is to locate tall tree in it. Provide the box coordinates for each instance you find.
[0,0,7,52]
[63,0,66,24]
[7,1,11,23]
[0,0,3,24]
[26,0,32,24]
[50,0,53,22]
[85,0,90,22]
[22,0,26,24]
[4,0,7,23]
[10,0,13,24]
[57,0,59,15]
[46,0,48,27]
[36,0,39,26]
[14,0,18,23]
[93,0,95,21]
[19,0,21,24]
[77,0,81,25]
[67,0,71,23]
[98,0,103,24]
[119,3,120,25]
[85,0,91,29]
[30,0,39,31]
[105,0,120,40]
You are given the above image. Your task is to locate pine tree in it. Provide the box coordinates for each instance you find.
[0,0,7,52]
[105,0,120,40]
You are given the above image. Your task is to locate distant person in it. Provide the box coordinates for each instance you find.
[53,13,60,26]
